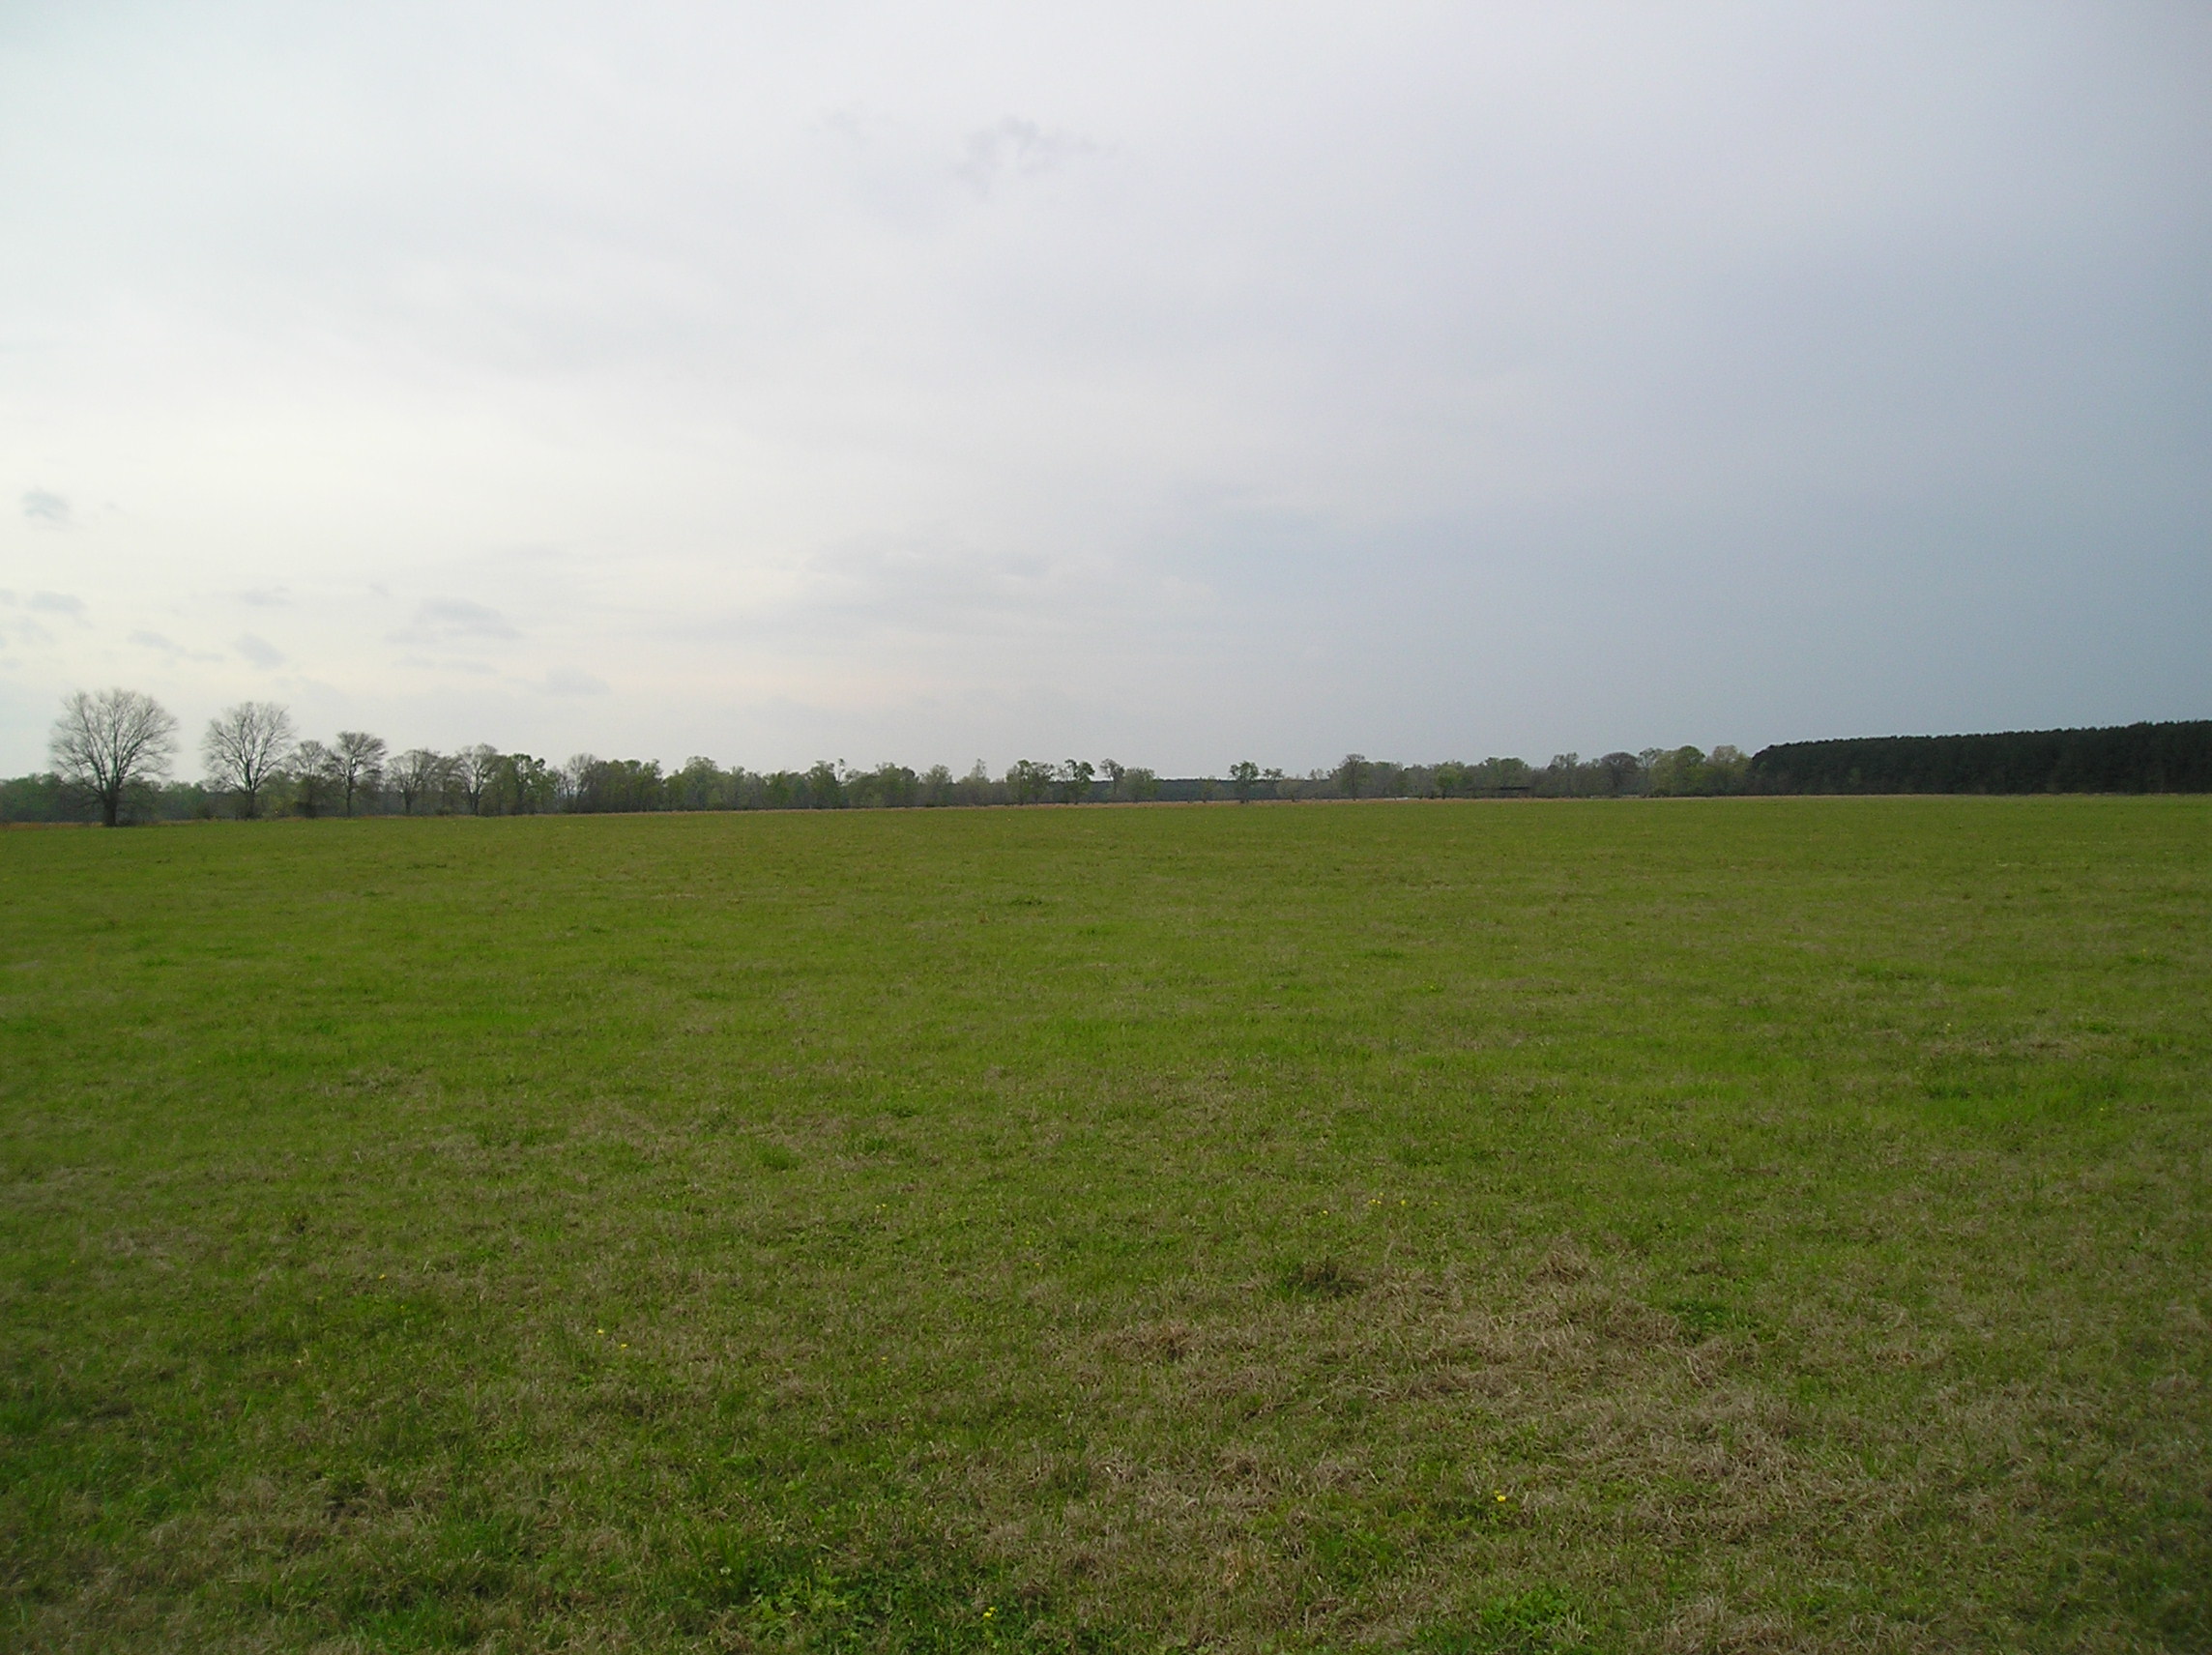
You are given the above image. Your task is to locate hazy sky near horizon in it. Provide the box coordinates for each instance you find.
[4,1,2207,776]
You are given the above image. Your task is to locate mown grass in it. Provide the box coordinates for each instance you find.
[1,797,2206,1652]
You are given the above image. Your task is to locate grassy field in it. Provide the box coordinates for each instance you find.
[1,798,2207,1653]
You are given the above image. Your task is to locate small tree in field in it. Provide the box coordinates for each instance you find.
[1229,760,1261,802]
[203,702,295,819]
[50,688,178,827]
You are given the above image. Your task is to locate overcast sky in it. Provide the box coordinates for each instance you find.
[4,2,2207,777]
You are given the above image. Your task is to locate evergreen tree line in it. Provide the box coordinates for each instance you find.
[1744,721,2212,796]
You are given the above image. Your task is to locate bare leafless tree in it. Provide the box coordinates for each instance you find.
[49,688,178,827]
[203,701,295,819]
[391,747,451,815]
[455,743,500,815]
[332,730,388,816]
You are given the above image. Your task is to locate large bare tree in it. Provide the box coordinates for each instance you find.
[390,748,451,815]
[202,702,296,819]
[455,743,500,815]
[49,688,179,827]
[332,730,388,816]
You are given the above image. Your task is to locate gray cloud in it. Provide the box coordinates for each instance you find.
[20,490,69,526]
[131,628,224,662]
[28,592,86,621]
[390,598,521,646]
[542,665,610,695]
[953,117,1098,194]
[232,632,286,669]
[0,593,56,647]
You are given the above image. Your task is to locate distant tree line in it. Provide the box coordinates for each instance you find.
[9,692,1184,823]
[12,688,2202,826]
[1252,747,1754,802]
[8,691,1767,823]
[1745,721,2212,795]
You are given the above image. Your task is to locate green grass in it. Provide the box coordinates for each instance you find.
[1,798,2207,1652]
